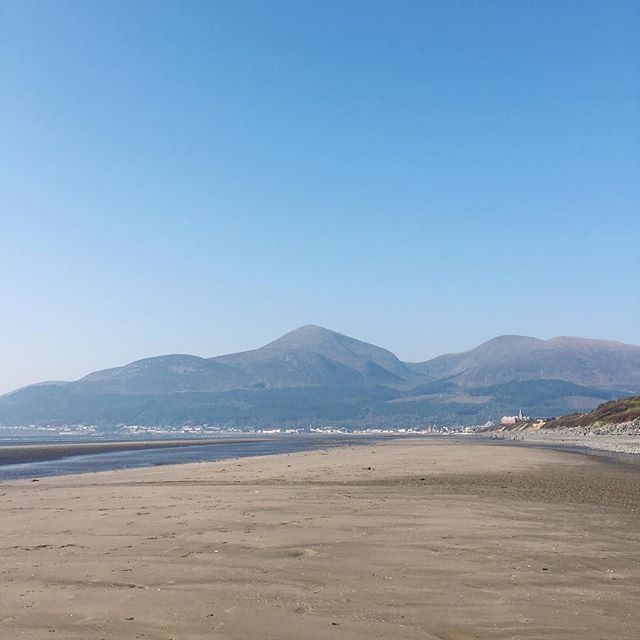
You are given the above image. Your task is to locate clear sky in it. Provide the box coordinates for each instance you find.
[1,0,639,394]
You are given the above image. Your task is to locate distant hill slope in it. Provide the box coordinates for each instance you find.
[76,355,246,394]
[540,396,640,429]
[1,326,640,428]
[55,325,423,395]
[213,325,423,390]
[409,335,640,390]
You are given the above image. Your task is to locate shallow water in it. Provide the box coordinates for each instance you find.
[0,435,372,481]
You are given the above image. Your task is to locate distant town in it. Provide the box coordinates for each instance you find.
[0,420,507,438]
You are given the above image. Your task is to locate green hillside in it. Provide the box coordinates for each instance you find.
[543,396,640,429]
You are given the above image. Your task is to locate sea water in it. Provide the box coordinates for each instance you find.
[0,435,373,481]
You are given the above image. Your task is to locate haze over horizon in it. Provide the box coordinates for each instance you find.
[2,0,639,394]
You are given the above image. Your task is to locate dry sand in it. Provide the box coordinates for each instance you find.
[1,439,639,640]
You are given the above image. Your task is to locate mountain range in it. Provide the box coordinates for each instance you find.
[2,325,640,429]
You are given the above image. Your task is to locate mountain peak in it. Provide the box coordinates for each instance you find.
[266,325,344,349]
[278,324,336,338]
[546,336,636,349]
[295,324,330,333]
[477,335,541,348]
[213,325,420,389]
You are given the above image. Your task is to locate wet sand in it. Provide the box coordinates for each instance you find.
[1,439,639,639]
[0,437,270,465]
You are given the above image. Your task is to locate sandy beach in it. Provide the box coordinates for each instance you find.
[1,439,639,640]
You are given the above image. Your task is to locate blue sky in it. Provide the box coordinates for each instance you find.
[1,0,639,393]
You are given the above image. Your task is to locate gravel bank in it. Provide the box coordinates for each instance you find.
[483,429,640,456]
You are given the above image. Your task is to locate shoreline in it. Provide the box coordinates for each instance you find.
[2,431,640,480]
[478,430,640,457]
[0,435,278,466]
[0,434,385,482]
